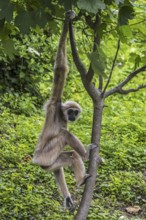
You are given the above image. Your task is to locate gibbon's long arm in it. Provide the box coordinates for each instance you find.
[65,130,86,159]
[51,11,75,102]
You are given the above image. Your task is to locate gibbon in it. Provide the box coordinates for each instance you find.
[32,11,90,209]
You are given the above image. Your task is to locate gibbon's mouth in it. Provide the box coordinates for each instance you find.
[69,117,76,122]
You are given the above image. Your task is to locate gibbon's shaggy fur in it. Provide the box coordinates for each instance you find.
[33,11,90,209]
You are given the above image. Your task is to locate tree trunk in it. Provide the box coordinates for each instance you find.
[75,96,104,220]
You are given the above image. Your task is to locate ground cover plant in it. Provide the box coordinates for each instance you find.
[0,80,146,219]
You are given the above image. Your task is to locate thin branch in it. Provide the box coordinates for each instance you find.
[105,65,146,97]
[99,76,103,91]
[117,84,146,94]
[118,65,146,88]
[102,39,120,96]
[86,64,94,82]
[86,15,101,83]
[69,21,87,79]
[130,19,146,27]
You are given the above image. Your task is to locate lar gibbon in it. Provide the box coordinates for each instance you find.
[32,11,90,209]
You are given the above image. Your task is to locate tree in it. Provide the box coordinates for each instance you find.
[0,0,146,219]
[68,1,146,219]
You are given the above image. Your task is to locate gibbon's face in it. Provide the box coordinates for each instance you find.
[62,101,82,122]
[67,108,80,122]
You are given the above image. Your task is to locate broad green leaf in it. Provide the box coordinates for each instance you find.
[77,0,105,14]
[15,11,36,33]
[2,39,15,59]
[0,21,11,40]
[114,0,124,5]
[87,48,107,77]
[0,0,9,9]
[15,10,49,33]
[34,9,49,27]
[0,18,5,28]
[137,24,146,35]
[118,5,135,26]
[118,25,133,42]
[59,0,77,10]
[0,0,13,22]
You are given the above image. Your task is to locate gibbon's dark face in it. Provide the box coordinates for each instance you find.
[67,109,79,122]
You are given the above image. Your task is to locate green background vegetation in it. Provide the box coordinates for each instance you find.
[0,0,146,219]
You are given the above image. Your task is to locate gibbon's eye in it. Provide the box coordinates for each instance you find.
[67,109,74,115]
[74,110,79,116]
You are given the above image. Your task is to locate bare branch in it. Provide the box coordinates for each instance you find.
[99,76,103,91]
[117,84,146,94]
[69,21,100,101]
[102,39,120,96]
[105,65,146,97]
[86,64,94,82]
[119,65,146,88]
[86,14,101,85]
[69,21,87,79]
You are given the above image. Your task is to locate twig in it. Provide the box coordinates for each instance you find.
[102,39,120,96]
[105,65,146,97]
[117,84,146,94]
[117,65,146,88]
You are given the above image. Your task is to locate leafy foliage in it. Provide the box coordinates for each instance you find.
[77,0,105,13]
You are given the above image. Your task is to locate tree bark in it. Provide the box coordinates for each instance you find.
[75,97,104,220]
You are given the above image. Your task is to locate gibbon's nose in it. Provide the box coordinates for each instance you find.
[69,116,76,122]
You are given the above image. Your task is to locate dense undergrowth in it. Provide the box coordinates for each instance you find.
[0,86,146,219]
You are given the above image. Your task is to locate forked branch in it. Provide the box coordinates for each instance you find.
[116,84,146,94]
[69,20,100,101]
[105,65,146,97]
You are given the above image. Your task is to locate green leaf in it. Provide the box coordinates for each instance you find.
[59,0,77,10]
[15,10,49,33]
[77,0,105,14]
[15,11,35,33]
[2,39,15,59]
[0,0,9,9]
[0,0,13,22]
[114,0,124,5]
[0,18,5,28]
[87,48,107,77]
[118,25,132,42]
[118,4,135,26]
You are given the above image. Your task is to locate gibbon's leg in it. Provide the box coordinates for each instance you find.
[54,168,73,208]
[47,151,89,186]
[54,167,71,198]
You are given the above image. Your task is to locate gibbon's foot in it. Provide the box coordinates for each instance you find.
[86,143,97,160]
[66,10,76,20]
[64,196,74,212]
[77,174,91,187]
